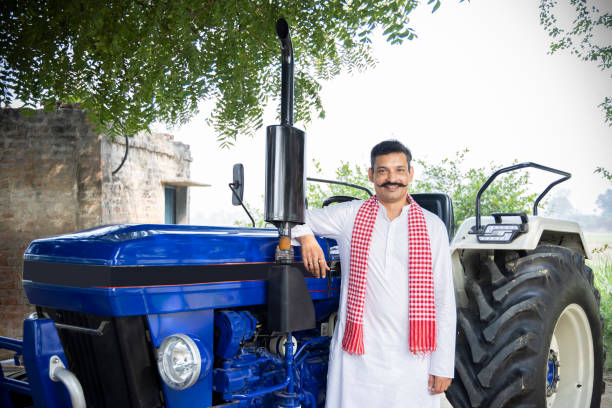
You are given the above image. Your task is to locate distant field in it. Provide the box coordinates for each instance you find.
[585,233,612,244]
[584,232,612,242]
[585,233,612,257]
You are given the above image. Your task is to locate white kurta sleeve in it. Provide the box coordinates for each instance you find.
[428,218,457,378]
[291,201,358,244]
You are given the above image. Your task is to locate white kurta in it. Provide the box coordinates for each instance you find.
[292,200,456,408]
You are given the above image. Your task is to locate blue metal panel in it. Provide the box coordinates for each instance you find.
[0,374,30,396]
[0,335,31,407]
[21,318,71,408]
[24,224,336,266]
[146,309,214,407]
[0,363,17,408]
[0,335,25,354]
[24,277,340,317]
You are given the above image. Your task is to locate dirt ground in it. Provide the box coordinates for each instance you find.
[603,373,612,408]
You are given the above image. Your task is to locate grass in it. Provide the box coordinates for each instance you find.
[589,244,612,373]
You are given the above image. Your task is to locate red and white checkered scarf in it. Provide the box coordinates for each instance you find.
[342,195,436,355]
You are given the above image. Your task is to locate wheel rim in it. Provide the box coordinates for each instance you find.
[546,303,594,408]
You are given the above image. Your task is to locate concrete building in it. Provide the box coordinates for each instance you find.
[0,107,206,344]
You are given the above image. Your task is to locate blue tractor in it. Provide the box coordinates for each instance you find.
[0,19,604,408]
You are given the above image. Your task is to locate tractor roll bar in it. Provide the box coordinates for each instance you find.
[474,162,571,233]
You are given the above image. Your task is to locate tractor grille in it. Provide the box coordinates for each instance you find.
[42,308,164,408]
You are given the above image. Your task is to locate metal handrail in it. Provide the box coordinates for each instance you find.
[474,162,571,233]
[49,355,86,408]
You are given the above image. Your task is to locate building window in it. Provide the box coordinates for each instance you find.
[164,186,176,224]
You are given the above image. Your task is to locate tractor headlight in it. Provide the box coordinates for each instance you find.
[157,334,205,390]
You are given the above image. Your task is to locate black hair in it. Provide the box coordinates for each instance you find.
[370,139,412,169]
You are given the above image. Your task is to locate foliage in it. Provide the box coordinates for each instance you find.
[306,150,538,231]
[238,201,269,229]
[0,0,438,143]
[595,167,612,181]
[234,149,538,229]
[546,189,612,231]
[233,159,372,227]
[307,159,371,209]
[589,244,612,372]
[411,150,538,230]
[539,0,612,126]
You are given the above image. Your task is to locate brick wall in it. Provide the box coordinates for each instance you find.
[101,131,192,224]
[0,108,193,353]
[0,107,102,344]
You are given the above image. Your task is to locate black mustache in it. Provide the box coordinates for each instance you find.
[379,182,407,188]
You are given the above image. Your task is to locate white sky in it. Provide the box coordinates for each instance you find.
[155,0,612,227]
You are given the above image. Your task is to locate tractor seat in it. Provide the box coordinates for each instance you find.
[411,193,455,240]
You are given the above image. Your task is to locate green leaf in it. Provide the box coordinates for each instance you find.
[0,0,430,144]
[432,1,441,13]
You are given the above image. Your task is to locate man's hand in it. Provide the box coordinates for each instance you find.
[428,375,451,395]
[296,234,330,278]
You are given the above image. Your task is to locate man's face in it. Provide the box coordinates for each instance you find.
[368,152,414,204]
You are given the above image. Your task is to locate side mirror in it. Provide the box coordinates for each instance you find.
[231,163,244,206]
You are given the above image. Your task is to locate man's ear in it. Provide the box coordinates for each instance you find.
[408,166,415,183]
[368,168,374,183]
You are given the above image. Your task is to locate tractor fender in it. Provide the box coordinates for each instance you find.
[451,216,589,258]
[449,215,589,307]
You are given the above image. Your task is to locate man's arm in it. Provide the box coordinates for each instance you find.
[292,201,356,278]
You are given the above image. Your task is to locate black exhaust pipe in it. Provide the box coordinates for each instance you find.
[276,18,294,126]
[265,18,306,241]
[265,18,314,333]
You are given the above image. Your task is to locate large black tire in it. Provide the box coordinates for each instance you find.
[446,245,605,407]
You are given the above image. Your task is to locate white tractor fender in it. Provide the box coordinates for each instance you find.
[449,215,590,307]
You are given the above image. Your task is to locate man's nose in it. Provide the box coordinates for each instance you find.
[388,170,401,181]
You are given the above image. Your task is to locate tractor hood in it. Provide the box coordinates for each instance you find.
[25,224,290,267]
[22,225,339,316]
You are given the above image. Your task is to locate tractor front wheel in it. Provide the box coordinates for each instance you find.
[446,245,605,407]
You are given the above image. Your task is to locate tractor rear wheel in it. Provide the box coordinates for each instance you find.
[446,245,605,407]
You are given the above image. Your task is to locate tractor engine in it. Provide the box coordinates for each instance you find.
[212,310,333,407]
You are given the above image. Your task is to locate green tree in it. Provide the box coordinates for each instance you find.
[235,159,372,227]
[595,167,612,181]
[540,1,612,180]
[539,0,611,126]
[239,150,537,231]
[307,159,371,208]
[0,0,438,144]
[238,202,268,228]
[411,150,538,230]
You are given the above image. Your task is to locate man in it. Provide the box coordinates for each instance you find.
[292,140,456,408]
